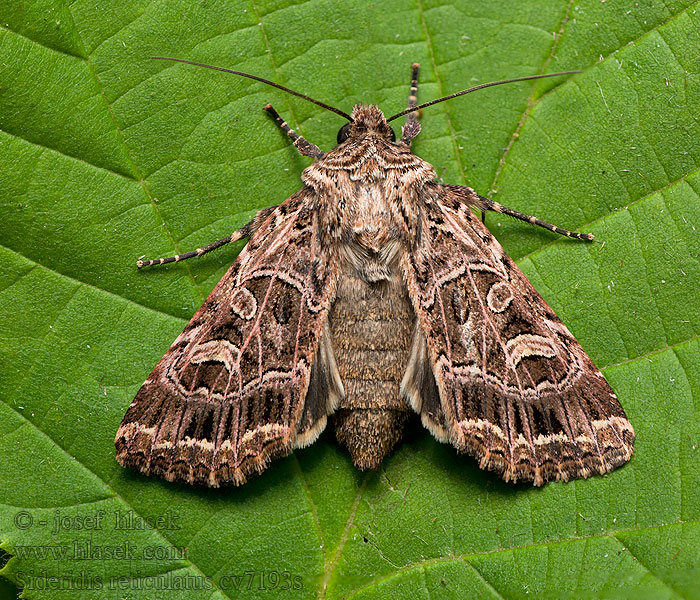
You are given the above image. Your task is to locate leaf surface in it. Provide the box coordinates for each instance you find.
[1,1,699,598]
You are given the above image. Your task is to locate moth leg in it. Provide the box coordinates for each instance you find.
[482,196,594,241]
[400,63,421,145]
[450,185,593,241]
[264,104,324,159]
[136,205,277,268]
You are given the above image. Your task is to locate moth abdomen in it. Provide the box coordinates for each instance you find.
[327,267,415,469]
[333,408,411,470]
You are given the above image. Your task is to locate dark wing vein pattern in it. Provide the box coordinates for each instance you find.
[403,186,634,485]
[116,190,338,486]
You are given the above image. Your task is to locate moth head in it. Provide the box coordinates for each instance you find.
[337,105,396,145]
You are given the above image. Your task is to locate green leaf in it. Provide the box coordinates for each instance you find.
[1,1,699,599]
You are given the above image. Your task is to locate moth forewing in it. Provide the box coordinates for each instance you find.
[402,186,634,485]
[116,194,340,486]
[116,60,633,487]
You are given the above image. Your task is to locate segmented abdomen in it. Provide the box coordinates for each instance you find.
[329,270,415,468]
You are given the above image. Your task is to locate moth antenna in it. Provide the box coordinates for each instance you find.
[387,70,582,122]
[151,56,353,121]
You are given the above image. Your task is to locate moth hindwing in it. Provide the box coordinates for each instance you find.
[116,60,634,487]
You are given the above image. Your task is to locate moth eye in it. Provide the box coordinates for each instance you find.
[389,128,396,142]
[337,123,352,144]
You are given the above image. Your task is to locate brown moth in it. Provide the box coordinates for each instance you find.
[116,58,634,487]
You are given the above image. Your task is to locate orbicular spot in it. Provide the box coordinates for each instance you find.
[230,287,257,320]
[486,281,513,313]
[506,334,557,368]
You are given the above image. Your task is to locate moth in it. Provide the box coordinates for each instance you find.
[116,58,634,487]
